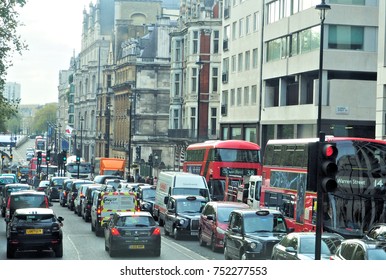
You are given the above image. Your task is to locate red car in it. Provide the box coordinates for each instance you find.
[198,201,250,252]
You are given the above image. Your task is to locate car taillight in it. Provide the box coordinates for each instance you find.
[44,196,49,207]
[97,208,101,215]
[152,228,161,235]
[111,227,120,236]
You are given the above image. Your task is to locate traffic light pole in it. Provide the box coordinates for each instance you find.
[315,132,325,260]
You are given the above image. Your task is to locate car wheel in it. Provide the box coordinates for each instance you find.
[198,231,206,247]
[211,235,218,252]
[164,226,170,236]
[105,239,109,251]
[224,245,231,260]
[85,214,90,223]
[109,247,117,257]
[158,218,164,227]
[240,251,247,260]
[6,243,15,259]
[1,207,5,217]
[95,224,103,237]
[173,227,180,240]
[54,243,63,258]
[77,207,82,217]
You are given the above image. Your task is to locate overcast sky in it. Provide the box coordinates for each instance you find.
[6,0,95,105]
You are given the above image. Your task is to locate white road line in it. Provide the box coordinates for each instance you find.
[66,235,82,260]
[161,238,208,260]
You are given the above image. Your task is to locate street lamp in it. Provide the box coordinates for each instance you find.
[315,0,331,261]
[196,60,204,142]
[316,0,331,137]
[106,102,112,158]
[127,95,133,180]
[58,123,62,154]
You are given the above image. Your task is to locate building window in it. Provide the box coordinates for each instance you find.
[238,53,243,72]
[174,73,180,96]
[231,88,235,106]
[175,40,181,61]
[328,25,364,50]
[231,127,242,140]
[231,55,236,72]
[192,68,198,93]
[253,12,259,32]
[244,86,249,105]
[213,31,219,54]
[239,18,244,37]
[245,127,257,143]
[237,87,242,106]
[173,109,179,129]
[246,15,251,35]
[232,21,237,40]
[245,50,250,71]
[193,31,199,54]
[210,108,217,135]
[212,67,218,93]
[191,108,196,131]
[251,85,257,105]
[252,48,258,69]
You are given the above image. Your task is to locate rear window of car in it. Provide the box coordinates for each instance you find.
[117,216,155,227]
[7,186,30,195]
[11,195,47,208]
[14,214,55,223]
[0,177,14,184]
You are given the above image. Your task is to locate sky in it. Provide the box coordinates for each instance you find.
[6,0,96,105]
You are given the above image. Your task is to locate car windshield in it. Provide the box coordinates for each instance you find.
[14,214,55,223]
[117,216,155,227]
[243,214,287,233]
[178,200,205,213]
[142,188,156,199]
[172,188,209,200]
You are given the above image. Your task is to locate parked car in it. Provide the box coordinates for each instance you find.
[331,239,386,260]
[1,183,31,217]
[81,183,103,222]
[163,195,207,240]
[5,190,51,224]
[199,201,250,252]
[103,211,161,257]
[363,223,386,242]
[223,209,292,260]
[137,184,156,215]
[6,208,64,258]
[271,232,344,260]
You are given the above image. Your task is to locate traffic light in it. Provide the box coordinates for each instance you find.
[76,149,81,163]
[136,146,141,160]
[62,150,67,163]
[319,142,338,193]
[37,151,42,164]
[46,149,51,162]
[1,154,5,161]
[9,154,13,161]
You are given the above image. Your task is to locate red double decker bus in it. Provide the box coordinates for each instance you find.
[260,136,386,238]
[183,140,262,201]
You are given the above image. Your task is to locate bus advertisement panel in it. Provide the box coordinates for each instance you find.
[260,136,386,238]
[183,140,262,201]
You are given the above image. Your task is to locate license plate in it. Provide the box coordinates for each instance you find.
[129,245,145,249]
[191,232,198,236]
[26,229,43,234]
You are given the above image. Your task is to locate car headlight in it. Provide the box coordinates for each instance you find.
[216,227,226,234]
[178,219,186,226]
[250,242,262,251]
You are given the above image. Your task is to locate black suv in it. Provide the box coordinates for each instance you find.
[47,176,68,202]
[224,209,291,260]
[6,208,64,258]
[163,195,207,240]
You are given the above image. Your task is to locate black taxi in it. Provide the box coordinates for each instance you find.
[163,195,207,240]
[224,209,292,260]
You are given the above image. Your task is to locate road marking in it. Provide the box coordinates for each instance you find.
[66,235,82,260]
[161,238,208,260]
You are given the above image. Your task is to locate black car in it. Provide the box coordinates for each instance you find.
[1,183,31,217]
[6,208,64,258]
[59,179,74,207]
[331,239,386,260]
[66,179,93,211]
[163,195,207,240]
[93,175,122,184]
[224,209,291,260]
[47,176,68,202]
[364,223,386,242]
[137,184,156,215]
[81,183,103,222]
[104,211,161,257]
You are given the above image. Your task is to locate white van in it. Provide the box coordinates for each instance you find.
[246,175,262,209]
[153,171,210,226]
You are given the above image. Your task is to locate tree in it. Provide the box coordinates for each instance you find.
[32,103,57,134]
[0,1,28,129]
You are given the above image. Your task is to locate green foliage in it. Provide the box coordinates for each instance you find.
[32,103,57,134]
[0,0,27,131]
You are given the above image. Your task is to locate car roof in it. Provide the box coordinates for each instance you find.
[14,208,54,215]
[231,208,283,216]
[171,195,207,201]
[286,232,344,239]
[206,201,250,208]
[116,211,152,217]
[10,190,46,196]
[5,183,30,188]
